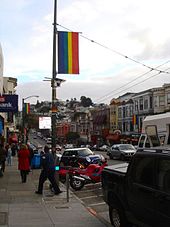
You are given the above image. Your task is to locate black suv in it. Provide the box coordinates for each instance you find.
[60,147,105,167]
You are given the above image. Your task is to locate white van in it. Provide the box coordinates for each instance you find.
[138,112,170,149]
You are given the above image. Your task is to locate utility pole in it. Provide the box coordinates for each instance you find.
[51,0,65,152]
[51,0,57,152]
[22,98,25,143]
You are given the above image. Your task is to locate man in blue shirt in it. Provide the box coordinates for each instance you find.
[35,145,62,195]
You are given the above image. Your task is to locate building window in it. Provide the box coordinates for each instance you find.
[129,105,133,116]
[167,93,170,104]
[139,98,143,111]
[123,107,126,118]
[135,101,138,111]
[159,96,165,106]
[150,96,153,109]
[126,106,128,117]
[118,108,122,118]
[125,122,129,131]
[154,96,158,107]
[144,98,148,110]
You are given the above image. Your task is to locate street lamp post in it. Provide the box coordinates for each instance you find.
[51,0,57,152]
[51,0,65,152]
[22,95,39,143]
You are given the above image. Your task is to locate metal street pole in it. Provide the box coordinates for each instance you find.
[22,95,39,143]
[51,0,57,152]
[22,98,25,143]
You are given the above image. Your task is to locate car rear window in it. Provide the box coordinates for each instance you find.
[119,144,135,150]
[78,148,93,157]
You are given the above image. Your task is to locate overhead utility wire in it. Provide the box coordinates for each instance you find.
[57,24,170,102]
[57,23,170,75]
[98,66,170,103]
[95,60,170,102]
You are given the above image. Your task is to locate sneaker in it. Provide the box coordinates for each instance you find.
[35,191,42,195]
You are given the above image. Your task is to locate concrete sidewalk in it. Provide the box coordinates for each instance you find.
[0,157,107,227]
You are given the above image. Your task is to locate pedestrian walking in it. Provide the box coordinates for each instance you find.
[18,144,30,183]
[35,145,62,195]
[11,143,18,156]
[27,142,34,165]
[7,144,12,166]
[0,144,6,173]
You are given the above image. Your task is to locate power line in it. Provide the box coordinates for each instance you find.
[97,66,170,103]
[95,60,170,102]
[57,24,170,103]
[57,23,170,75]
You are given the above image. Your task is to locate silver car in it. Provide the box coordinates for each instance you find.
[107,144,136,160]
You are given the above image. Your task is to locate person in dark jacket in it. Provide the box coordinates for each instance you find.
[0,144,7,172]
[18,144,30,183]
[35,145,61,195]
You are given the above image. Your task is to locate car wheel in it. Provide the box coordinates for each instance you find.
[109,203,131,227]
[120,154,125,161]
[109,154,113,159]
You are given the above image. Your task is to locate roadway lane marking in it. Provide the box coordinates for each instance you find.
[79,188,102,193]
[88,202,106,207]
[80,195,103,200]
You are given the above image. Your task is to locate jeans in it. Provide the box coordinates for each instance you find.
[7,155,12,166]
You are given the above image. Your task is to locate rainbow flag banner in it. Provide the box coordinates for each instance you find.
[132,114,138,125]
[24,103,30,114]
[58,31,79,74]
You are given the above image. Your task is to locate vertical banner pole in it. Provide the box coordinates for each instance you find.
[51,0,57,152]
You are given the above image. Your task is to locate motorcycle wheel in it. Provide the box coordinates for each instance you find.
[70,177,85,191]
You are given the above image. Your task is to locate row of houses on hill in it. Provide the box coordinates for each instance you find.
[30,83,170,145]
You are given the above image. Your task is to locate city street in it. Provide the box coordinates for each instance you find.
[69,152,123,226]
[29,133,124,226]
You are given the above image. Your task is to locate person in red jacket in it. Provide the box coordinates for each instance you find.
[18,144,30,183]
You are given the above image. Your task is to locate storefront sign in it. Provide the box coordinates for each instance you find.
[0,94,18,112]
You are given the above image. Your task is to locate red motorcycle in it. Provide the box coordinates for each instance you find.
[67,161,108,190]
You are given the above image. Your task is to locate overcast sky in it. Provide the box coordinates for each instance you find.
[1,0,170,109]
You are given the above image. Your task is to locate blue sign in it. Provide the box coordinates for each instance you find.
[0,95,18,112]
[0,119,3,134]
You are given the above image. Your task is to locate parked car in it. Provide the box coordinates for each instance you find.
[99,144,110,152]
[59,147,106,167]
[107,144,136,160]
[64,144,74,149]
[91,144,98,151]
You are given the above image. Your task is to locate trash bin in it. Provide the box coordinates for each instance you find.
[31,153,41,169]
